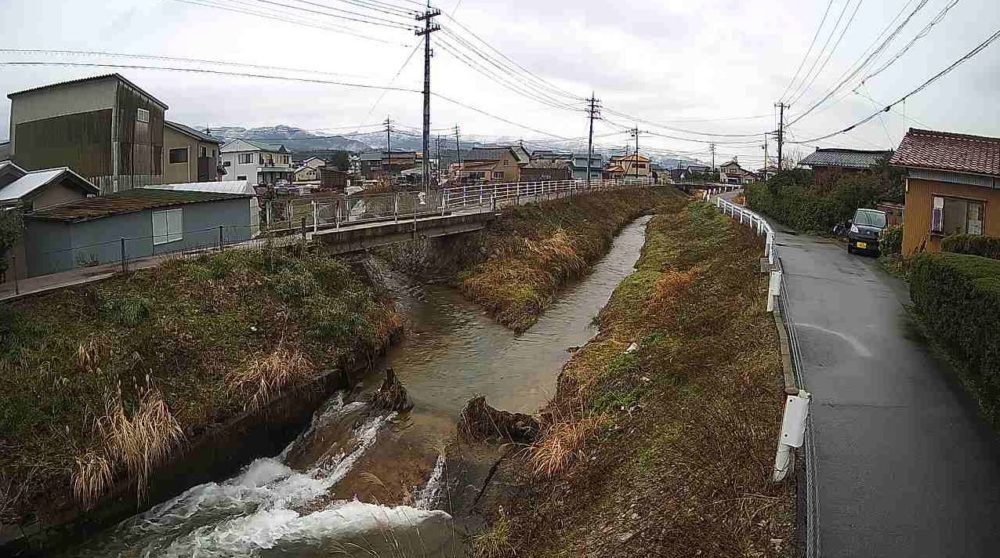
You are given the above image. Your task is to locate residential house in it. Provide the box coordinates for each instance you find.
[569,154,604,181]
[609,153,651,178]
[357,151,417,180]
[294,157,326,183]
[7,73,167,194]
[890,128,1000,255]
[799,148,891,185]
[163,121,222,184]
[320,168,349,191]
[530,150,572,164]
[0,141,9,161]
[220,139,293,187]
[521,160,571,182]
[0,162,100,281]
[144,179,260,237]
[604,163,626,180]
[458,147,527,183]
[719,159,753,185]
[23,189,254,277]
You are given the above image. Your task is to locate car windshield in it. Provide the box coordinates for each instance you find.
[854,210,887,228]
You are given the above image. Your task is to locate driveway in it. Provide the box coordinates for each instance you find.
[776,229,1000,557]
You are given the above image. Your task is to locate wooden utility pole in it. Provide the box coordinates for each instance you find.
[384,116,393,183]
[416,2,441,192]
[454,125,462,183]
[762,133,769,181]
[629,127,641,180]
[585,93,601,188]
[775,102,787,171]
[709,142,717,173]
[435,134,442,186]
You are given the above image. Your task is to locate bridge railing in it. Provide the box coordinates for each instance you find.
[295,178,655,232]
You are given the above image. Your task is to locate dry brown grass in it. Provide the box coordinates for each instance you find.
[71,451,112,509]
[97,383,185,501]
[474,506,517,558]
[527,413,604,479]
[76,336,110,374]
[227,345,316,411]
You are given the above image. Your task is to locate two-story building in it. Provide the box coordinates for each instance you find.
[719,159,753,185]
[609,154,651,178]
[456,147,527,183]
[569,154,604,182]
[293,157,326,183]
[7,73,167,194]
[163,121,222,184]
[891,128,1000,255]
[219,139,293,187]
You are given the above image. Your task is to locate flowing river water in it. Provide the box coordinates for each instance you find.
[65,216,652,558]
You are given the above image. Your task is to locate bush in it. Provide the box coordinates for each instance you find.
[910,253,1000,425]
[941,235,1000,260]
[745,169,881,233]
[881,226,903,256]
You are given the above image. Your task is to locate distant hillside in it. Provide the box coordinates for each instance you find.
[204,125,371,153]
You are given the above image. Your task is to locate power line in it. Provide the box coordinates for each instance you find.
[786,0,865,107]
[788,26,1000,144]
[247,0,418,30]
[858,0,962,86]
[781,0,836,102]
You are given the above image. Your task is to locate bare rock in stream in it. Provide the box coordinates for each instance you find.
[458,396,539,444]
[369,368,414,412]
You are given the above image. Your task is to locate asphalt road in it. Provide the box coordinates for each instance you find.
[776,229,1000,557]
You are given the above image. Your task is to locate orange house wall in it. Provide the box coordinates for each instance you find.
[902,177,1000,255]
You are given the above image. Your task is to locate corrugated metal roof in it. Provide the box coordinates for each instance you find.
[800,148,891,170]
[165,121,222,144]
[890,128,1000,178]
[28,189,249,223]
[144,180,255,196]
[7,73,168,109]
[466,147,515,162]
[0,167,98,203]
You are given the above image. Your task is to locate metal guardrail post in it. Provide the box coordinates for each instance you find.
[219,225,224,250]
[120,238,127,273]
[335,198,341,230]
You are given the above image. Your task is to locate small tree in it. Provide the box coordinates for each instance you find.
[330,150,350,172]
[0,208,23,280]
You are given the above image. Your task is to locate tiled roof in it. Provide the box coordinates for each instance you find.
[890,128,1000,177]
[28,189,248,223]
[165,121,222,144]
[466,147,513,162]
[800,148,891,170]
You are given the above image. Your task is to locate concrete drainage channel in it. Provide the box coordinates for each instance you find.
[710,189,816,558]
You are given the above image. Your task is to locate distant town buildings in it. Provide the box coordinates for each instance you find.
[799,148,891,185]
[220,139,293,187]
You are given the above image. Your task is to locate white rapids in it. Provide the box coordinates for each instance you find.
[70,394,460,558]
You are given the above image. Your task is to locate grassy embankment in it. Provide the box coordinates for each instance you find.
[457,187,678,332]
[0,244,400,524]
[475,200,794,557]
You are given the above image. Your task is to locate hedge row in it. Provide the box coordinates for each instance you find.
[744,170,880,233]
[941,234,1000,260]
[910,252,1000,426]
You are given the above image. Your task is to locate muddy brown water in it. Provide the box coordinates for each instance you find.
[63,216,651,557]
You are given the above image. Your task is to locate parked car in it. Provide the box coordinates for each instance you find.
[846,208,888,255]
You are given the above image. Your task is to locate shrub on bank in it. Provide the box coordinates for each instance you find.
[910,252,1000,425]
[941,234,1000,260]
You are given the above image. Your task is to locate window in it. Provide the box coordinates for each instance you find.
[932,196,985,236]
[223,161,231,167]
[854,209,887,228]
[239,153,253,164]
[237,175,247,181]
[152,209,183,245]
[201,146,207,157]
[168,148,188,164]
[137,108,150,123]
[492,171,504,180]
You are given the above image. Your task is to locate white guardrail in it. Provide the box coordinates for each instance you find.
[268,178,655,233]
[704,187,811,485]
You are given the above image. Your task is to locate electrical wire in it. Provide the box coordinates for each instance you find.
[781,0,836,102]
[788,26,1000,144]
[786,0,865,106]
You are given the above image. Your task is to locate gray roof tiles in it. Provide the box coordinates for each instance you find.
[800,148,891,170]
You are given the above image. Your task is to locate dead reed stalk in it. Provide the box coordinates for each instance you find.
[227,345,315,411]
[527,414,603,479]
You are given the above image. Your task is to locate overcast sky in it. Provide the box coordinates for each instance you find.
[1,0,998,165]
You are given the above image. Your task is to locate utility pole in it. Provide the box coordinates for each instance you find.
[454,125,462,183]
[629,127,641,180]
[435,134,442,186]
[775,102,787,171]
[709,142,717,173]
[384,116,393,184]
[585,93,601,188]
[762,133,769,181]
[416,2,441,192]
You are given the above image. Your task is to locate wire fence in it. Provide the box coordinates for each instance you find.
[262,177,656,233]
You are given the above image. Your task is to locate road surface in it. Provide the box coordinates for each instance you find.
[775,228,1000,557]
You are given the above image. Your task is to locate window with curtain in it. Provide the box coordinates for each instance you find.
[931,196,985,236]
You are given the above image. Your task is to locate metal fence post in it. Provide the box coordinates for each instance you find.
[312,201,318,233]
[218,225,224,250]
[301,217,307,241]
[288,202,294,229]
[266,200,272,230]
[120,238,127,273]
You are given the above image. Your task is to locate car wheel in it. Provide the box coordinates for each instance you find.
[847,244,853,254]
